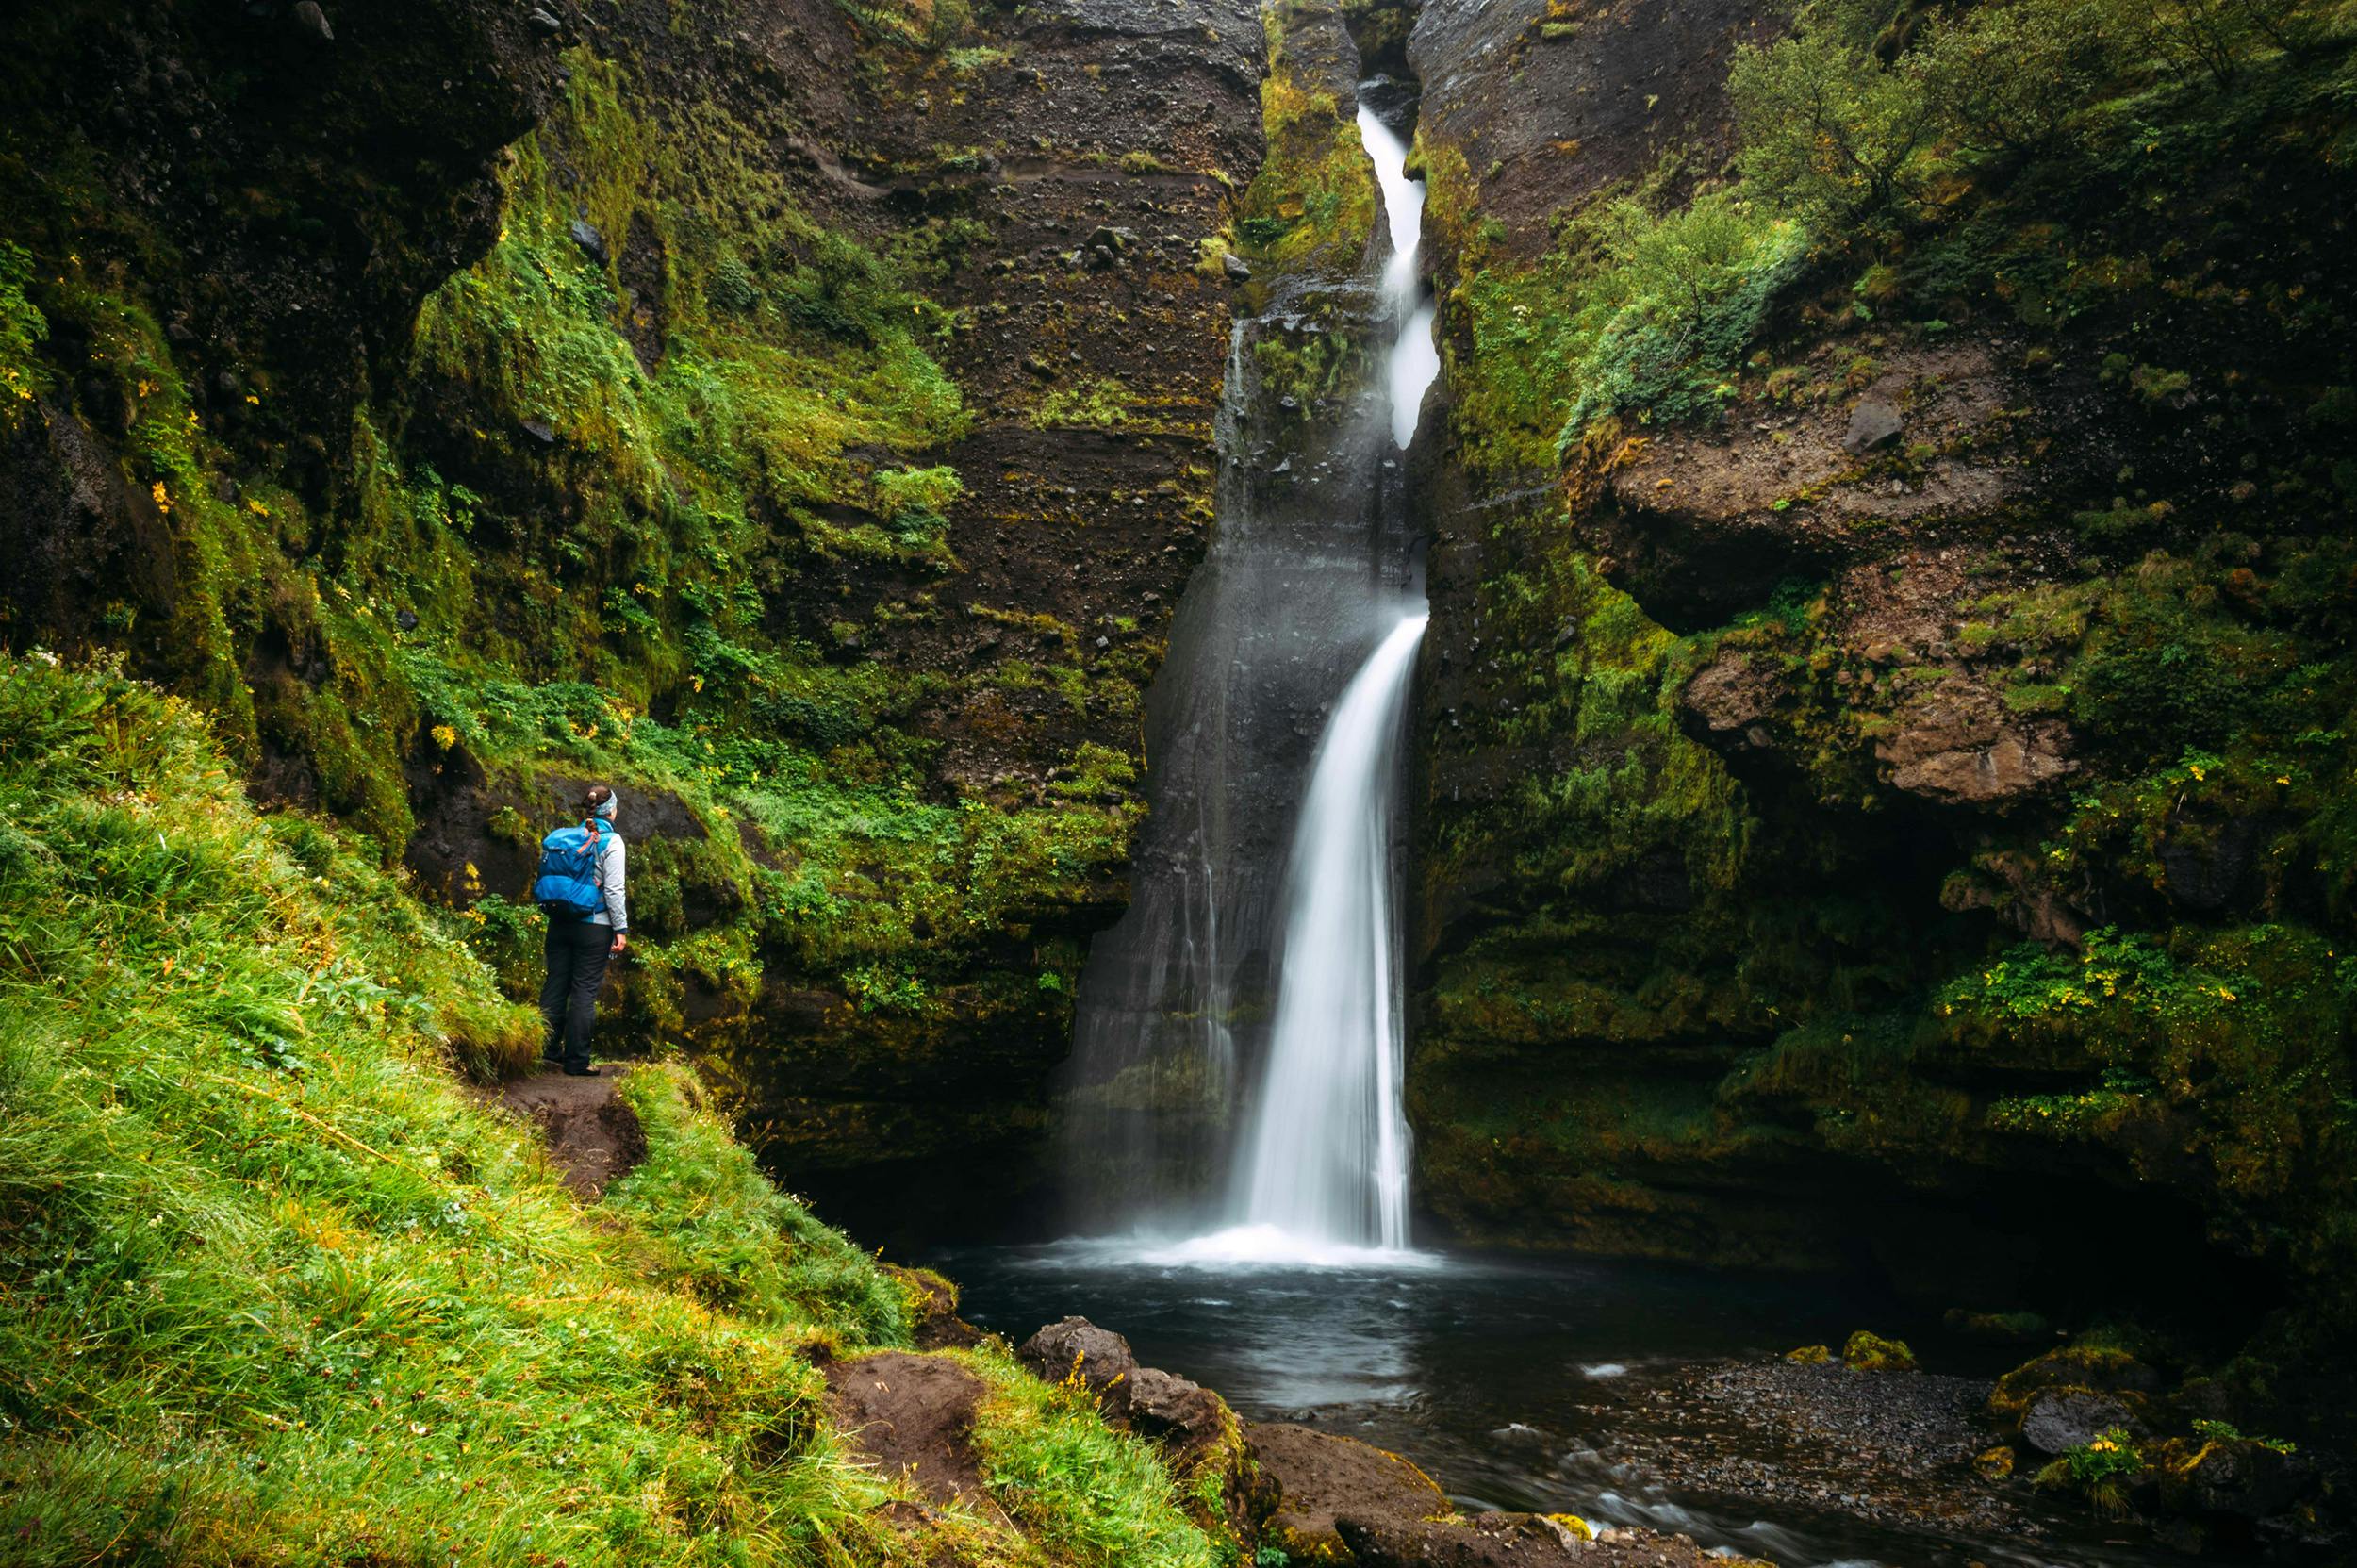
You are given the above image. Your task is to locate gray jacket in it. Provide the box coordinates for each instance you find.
[585,832,629,933]
[582,795,628,933]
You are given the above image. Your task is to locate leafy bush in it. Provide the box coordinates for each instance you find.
[1558,192,1807,441]
[1912,0,2127,159]
[1729,0,1950,235]
[0,239,46,412]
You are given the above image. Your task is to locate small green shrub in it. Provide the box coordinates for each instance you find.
[2037,1427,2143,1514]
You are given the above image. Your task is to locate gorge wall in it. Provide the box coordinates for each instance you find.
[1400,0,2357,1439]
[6,0,2354,1457]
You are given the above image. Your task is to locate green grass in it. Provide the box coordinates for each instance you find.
[961,1345,1220,1568]
[0,653,1217,1566]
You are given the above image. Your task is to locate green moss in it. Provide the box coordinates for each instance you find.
[1231,6,1377,272]
[960,1343,1220,1567]
[1842,1330,1919,1371]
[1036,374,1140,428]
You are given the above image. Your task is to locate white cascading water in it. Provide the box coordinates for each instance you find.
[1361,104,1442,449]
[1233,611,1428,1250]
[1163,95,1438,1266]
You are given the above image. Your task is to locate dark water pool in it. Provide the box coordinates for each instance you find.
[925,1240,2213,1568]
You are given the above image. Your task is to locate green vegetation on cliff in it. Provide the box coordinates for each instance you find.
[0,0,1235,1204]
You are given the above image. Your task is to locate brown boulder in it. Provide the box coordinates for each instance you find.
[1016,1316,1139,1407]
[1125,1365,1229,1448]
[1872,676,2074,808]
[1249,1421,1450,1561]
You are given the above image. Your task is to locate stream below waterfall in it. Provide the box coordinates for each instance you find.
[928,1245,2240,1568]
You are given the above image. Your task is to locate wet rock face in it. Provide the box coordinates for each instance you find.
[0,0,556,454]
[1589,342,2030,631]
[723,0,1266,1223]
[0,401,180,657]
[0,0,557,656]
[1409,0,1783,258]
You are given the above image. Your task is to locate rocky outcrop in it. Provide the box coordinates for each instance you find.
[1410,0,1783,259]
[1588,342,2032,628]
[1018,1315,1254,1543]
[1249,1419,1731,1568]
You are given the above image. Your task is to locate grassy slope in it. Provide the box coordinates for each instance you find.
[0,653,1216,1566]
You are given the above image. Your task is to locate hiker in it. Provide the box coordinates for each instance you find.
[534,784,629,1077]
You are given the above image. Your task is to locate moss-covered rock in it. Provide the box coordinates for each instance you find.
[1841,1330,1918,1372]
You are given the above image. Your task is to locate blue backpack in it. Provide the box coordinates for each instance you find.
[533,818,611,919]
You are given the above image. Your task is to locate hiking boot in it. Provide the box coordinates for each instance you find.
[563,1065,602,1077]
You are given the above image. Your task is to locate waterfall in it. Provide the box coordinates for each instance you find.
[1168,94,1437,1264]
[1360,105,1442,450]
[1232,610,1428,1249]
[1059,58,1436,1259]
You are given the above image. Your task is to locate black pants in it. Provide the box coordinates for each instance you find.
[539,917,613,1070]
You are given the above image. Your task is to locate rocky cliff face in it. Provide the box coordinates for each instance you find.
[1403,0,2357,1435]
[0,0,1262,1238]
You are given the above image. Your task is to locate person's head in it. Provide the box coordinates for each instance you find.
[585,784,617,825]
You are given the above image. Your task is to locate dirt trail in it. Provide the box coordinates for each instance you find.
[486,1066,648,1199]
[823,1351,992,1508]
